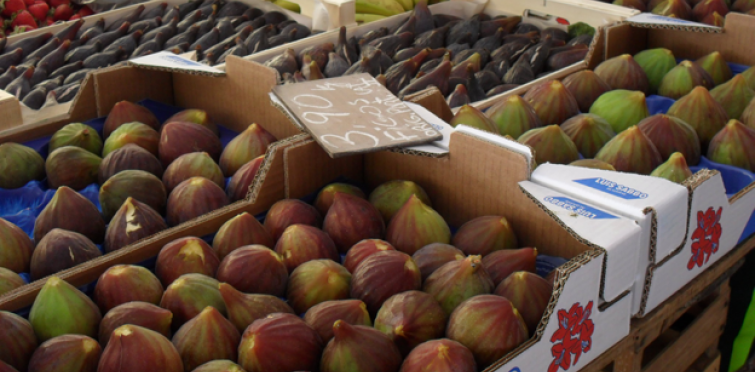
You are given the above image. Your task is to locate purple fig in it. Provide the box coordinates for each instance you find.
[103,101,160,138]
[385,195,450,255]
[710,74,755,120]
[423,255,494,314]
[29,276,102,342]
[452,216,518,257]
[0,311,37,372]
[523,80,580,125]
[324,192,385,253]
[219,123,276,177]
[264,199,322,242]
[314,183,366,216]
[743,98,755,128]
[34,186,105,244]
[651,152,693,183]
[374,290,446,356]
[304,300,372,343]
[638,114,701,165]
[412,243,465,281]
[369,180,432,223]
[98,144,164,184]
[589,90,650,133]
[343,239,396,273]
[570,159,617,171]
[701,11,725,26]
[226,155,265,202]
[594,54,650,93]
[288,259,351,314]
[160,274,226,328]
[561,114,616,158]
[192,360,245,372]
[45,146,101,190]
[667,86,728,149]
[447,295,528,369]
[696,51,732,86]
[321,320,402,372]
[693,0,729,23]
[30,229,101,281]
[351,250,422,315]
[634,48,676,94]
[163,152,224,193]
[167,177,228,226]
[613,0,647,11]
[274,224,339,273]
[596,126,663,175]
[28,334,101,372]
[0,268,24,296]
[97,325,183,372]
[651,0,693,18]
[99,302,173,345]
[104,197,167,253]
[156,237,220,287]
[486,95,542,139]
[212,212,274,260]
[238,313,323,372]
[399,339,476,372]
[216,245,287,297]
[218,283,294,332]
[164,109,218,136]
[494,271,553,332]
[658,60,714,99]
[447,84,470,108]
[482,247,538,286]
[449,105,498,133]
[562,70,613,113]
[0,143,45,189]
[99,169,167,221]
[172,307,240,372]
[0,218,34,273]
[744,66,755,90]
[94,265,163,313]
[733,0,755,12]
[159,122,222,167]
[518,125,581,165]
[103,122,160,157]
[707,119,755,172]
[49,123,103,155]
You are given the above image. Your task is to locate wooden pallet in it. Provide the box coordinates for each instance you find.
[581,235,755,372]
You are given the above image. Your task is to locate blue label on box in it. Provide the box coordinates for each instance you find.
[574,177,649,200]
[543,196,618,219]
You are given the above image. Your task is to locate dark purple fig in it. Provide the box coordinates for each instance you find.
[303,300,372,343]
[351,251,422,315]
[321,321,401,372]
[94,265,164,313]
[238,314,323,372]
[374,290,446,356]
[216,245,287,297]
[412,243,464,281]
[264,199,322,242]
[30,229,101,281]
[218,283,294,332]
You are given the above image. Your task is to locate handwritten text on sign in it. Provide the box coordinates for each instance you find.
[272,74,442,157]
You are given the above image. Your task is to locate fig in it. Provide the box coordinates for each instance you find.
[288,259,351,313]
[167,177,228,226]
[744,98,755,129]
[192,360,246,372]
[369,180,432,223]
[651,0,693,18]
[216,246,287,297]
[374,291,446,356]
[156,237,220,287]
[666,86,729,149]
[164,109,218,136]
[518,125,581,165]
[482,247,538,286]
[99,302,173,345]
[98,325,183,372]
[274,225,339,273]
[219,124,276,177]
[637,114,701,165]
[172,307,240,372]
[343,239,396,273]
[29,276,102,342]
[561,70,612,113]
[238,313,323,372]
[304,300,372,343]
[447,84,470,108]
[98,144,164,184]
[218,283,294,332]
[321,320,402,372]
[596,126,664,175]
[163,152,225,193]
[212,212,274,260]
[102,122,160,157]
[693,0,729,23]
[49,123,102,155]
[94,265,163,313]
[561,114,616,158]
[447,295,528,369]
[589,90,650,133]
[449,105,498,133]
[0,218,34,273]
[733,0,755,12]
[570,159,617,171]
[0,311,37,372]
[633,48,676,93]
[451,215,517,256]
[701,11,725,26]
[351,250,422,315]
[412,243,465,281]
[0,268,24,296]
[264,199,323,242]
[159,122,223,167]
[34,186,105,243]
[45,146,101,190]
[523,80,580,125]
[324,192,385,253]
[104,197,167,252]
[27,335,101,372]
[658,60,714,99]
[425,255,494,314]
[707,120,755,172]
[0,143,45,189]
[399,339,476,372]
[710,74,755,120]
[314,183,366,216]
[486,95,542,139]
[594,54,650,94]
[30,229,101,281]
[226,156,264,202]
[495,271,553,332]
[103,101,160,137]
[651,152,693,183]
[696,51,732,86]
[160,274,226,328]
[0,360,19,371]
[744,66,755,90]
[99,169,167,221]
[612,0,647,11]
[385,195,450,255]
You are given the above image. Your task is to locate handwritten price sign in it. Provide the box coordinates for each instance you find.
[272,73,442,158]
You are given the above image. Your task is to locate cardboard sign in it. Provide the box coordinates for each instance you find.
[271,73,442,158]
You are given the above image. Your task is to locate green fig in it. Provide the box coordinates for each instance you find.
[560,114,616,158]
[374,290,447,356]
[0,311,38,372]
[589,90,650,133]
[304,300,372,343]
[637,114,701,165]
[522,80,580,125]
[518,125,580,165]
[104,197,167,253]
[570,159,616,171]
[162,152,225,193]
[0,267,24,296]
[561,70,612,112]
[486,95,542,139]
[658,60,714,99]
[595,126,663,175]
[399,339,477,372]
[212,212,274,260]
[219,124,277,177]
[238,314,323,372]
[49,123,103,155]
[707,119,755,172]
[156,237,220,287]
[27,334,101,372]
[634,48,676,93]
[449,105,498,133]
[99,302,173,346]
[369,180,432,223]
[667,86,729,149]
[314,183,367,216]
[742,66,755,90]
[159,274,226,328]
[218,283,294,332]
[288,259,352,314]
[164,109,218,136]
[98,325,183,372]
[94,265,164,313]
[321,320,402,372]
[103,101,161,138]
[172,307,241,372]
[34,186,105,244]
[216,246,288,297]
[423,255,494,315]
[0,143,44,189]
[651,152,693,183]
[385,195,450,255]
[494,271,553,332]
[696,51,732,86]
[99,169,167,221]
[29,276,102,342]
[594,54,650,93]
[45,146,102,190]
[710,74,755,120]
[0,218,34,273]
[102,122,160,158]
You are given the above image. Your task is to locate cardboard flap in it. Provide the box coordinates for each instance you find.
[0,89,24,131]
[626,13,722,32]
[129,52,226,77]
[455,125,534,169]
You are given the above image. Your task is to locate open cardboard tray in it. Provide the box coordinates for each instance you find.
[0,88,640,372]
[524,12,755,317]
[0,0,322,132]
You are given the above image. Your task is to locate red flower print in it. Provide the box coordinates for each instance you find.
[688,207,723,270]
[549,301,595,372]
